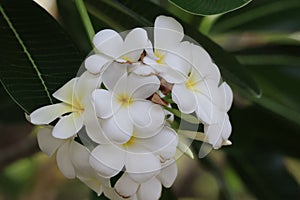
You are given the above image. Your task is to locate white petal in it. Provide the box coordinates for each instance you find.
[127,73,160,99]
[101,110,133,144]
[191,44,221,83]
[195,88,214,124]
[93,29,123,58]
[115,173,139,198]
[126,150,161,183]
[93,89,114,119]
[154,15,184,50]
[143,56,158,66]
[220,82,233,111]
[69,141,91,175]
[137,177,162,200]
[30,103,72,125]
[85,54,110,74]
[103,62,128,92]
[52,112,84,139]
[52,78,77,105]
[83,103,110,144]
[131,64,156,76]
[129,101,164,136]
[157,159,178,188]
[159,66,187,84]
[164,41,192,75]
[89,144,125,178]
[56,141,75,179]
[78,176,103,196]
[75,71,102,104]
[37,126,64,157]
[137,126,178,159]
[121,28,148,62]
[205,113,232,149]
[172,84,197,114]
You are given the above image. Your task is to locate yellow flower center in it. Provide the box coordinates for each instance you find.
[117,93,133,107]
[185,73,200,92]
[71,97,84,113]
[121,55,132,62]
[123,136,135,147]
[154,50,165,64]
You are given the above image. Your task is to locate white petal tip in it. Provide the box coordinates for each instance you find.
[25,113,31,122]
[222,140,232,146]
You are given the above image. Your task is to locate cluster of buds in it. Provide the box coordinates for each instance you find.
[29,16,233,199]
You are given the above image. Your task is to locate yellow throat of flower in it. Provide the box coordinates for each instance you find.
[117,93,134,107]
[154,50,165,64]
[185,73,200,92]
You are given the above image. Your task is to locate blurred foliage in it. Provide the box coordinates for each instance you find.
[0,0,300,199]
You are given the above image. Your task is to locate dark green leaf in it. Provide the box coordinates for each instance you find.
[212,0,300,33]
[168,0,252,15]
[0,0,85,113]
[57,0,93,54]
[235,44,300,126]
[229,151,300,199]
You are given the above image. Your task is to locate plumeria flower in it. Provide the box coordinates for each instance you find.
[171,44,221,124]
[85,28,148,74]
[37,126,109,195]
[203,82,233,149]
[140,15,188,83]
[89,126,178,184]
[92,62,165,144]
[111,160,177,200]
[30,71,101,139]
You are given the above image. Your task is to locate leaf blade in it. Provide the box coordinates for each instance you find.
[0,0,84,113]
[169,0,252,15]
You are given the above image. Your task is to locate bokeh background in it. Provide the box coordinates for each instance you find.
[0,0,300,199]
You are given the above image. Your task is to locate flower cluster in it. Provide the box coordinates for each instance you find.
[29,16,233,199]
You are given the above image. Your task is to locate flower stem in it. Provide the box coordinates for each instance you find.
[74,0,95,47]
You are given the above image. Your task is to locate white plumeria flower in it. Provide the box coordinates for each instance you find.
[85,28,148,74]
[89,126,178,184]
[37,126,109,196]
[204,82,233,149]
[171,44,221,124]
[30,71,101,139]
[141,15,188,83]
[92,62,165,144]
[112,159,178,200]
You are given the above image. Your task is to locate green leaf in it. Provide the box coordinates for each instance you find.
[0,0,84,113]
[235,44,300,126]
[212,0,300,33]
[164,107,201,125]
[229,151,300,199]
[57,0,93,54]
[168,0,252,15]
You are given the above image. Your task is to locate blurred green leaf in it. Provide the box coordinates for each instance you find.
[235,44,300,126]
[57,0,93,54]
[0,84,24,122]
[168,0,252,15]
[229,151,300,199]
[0,0,84,113]
[225,104,300,199]
[212,0,300,33]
